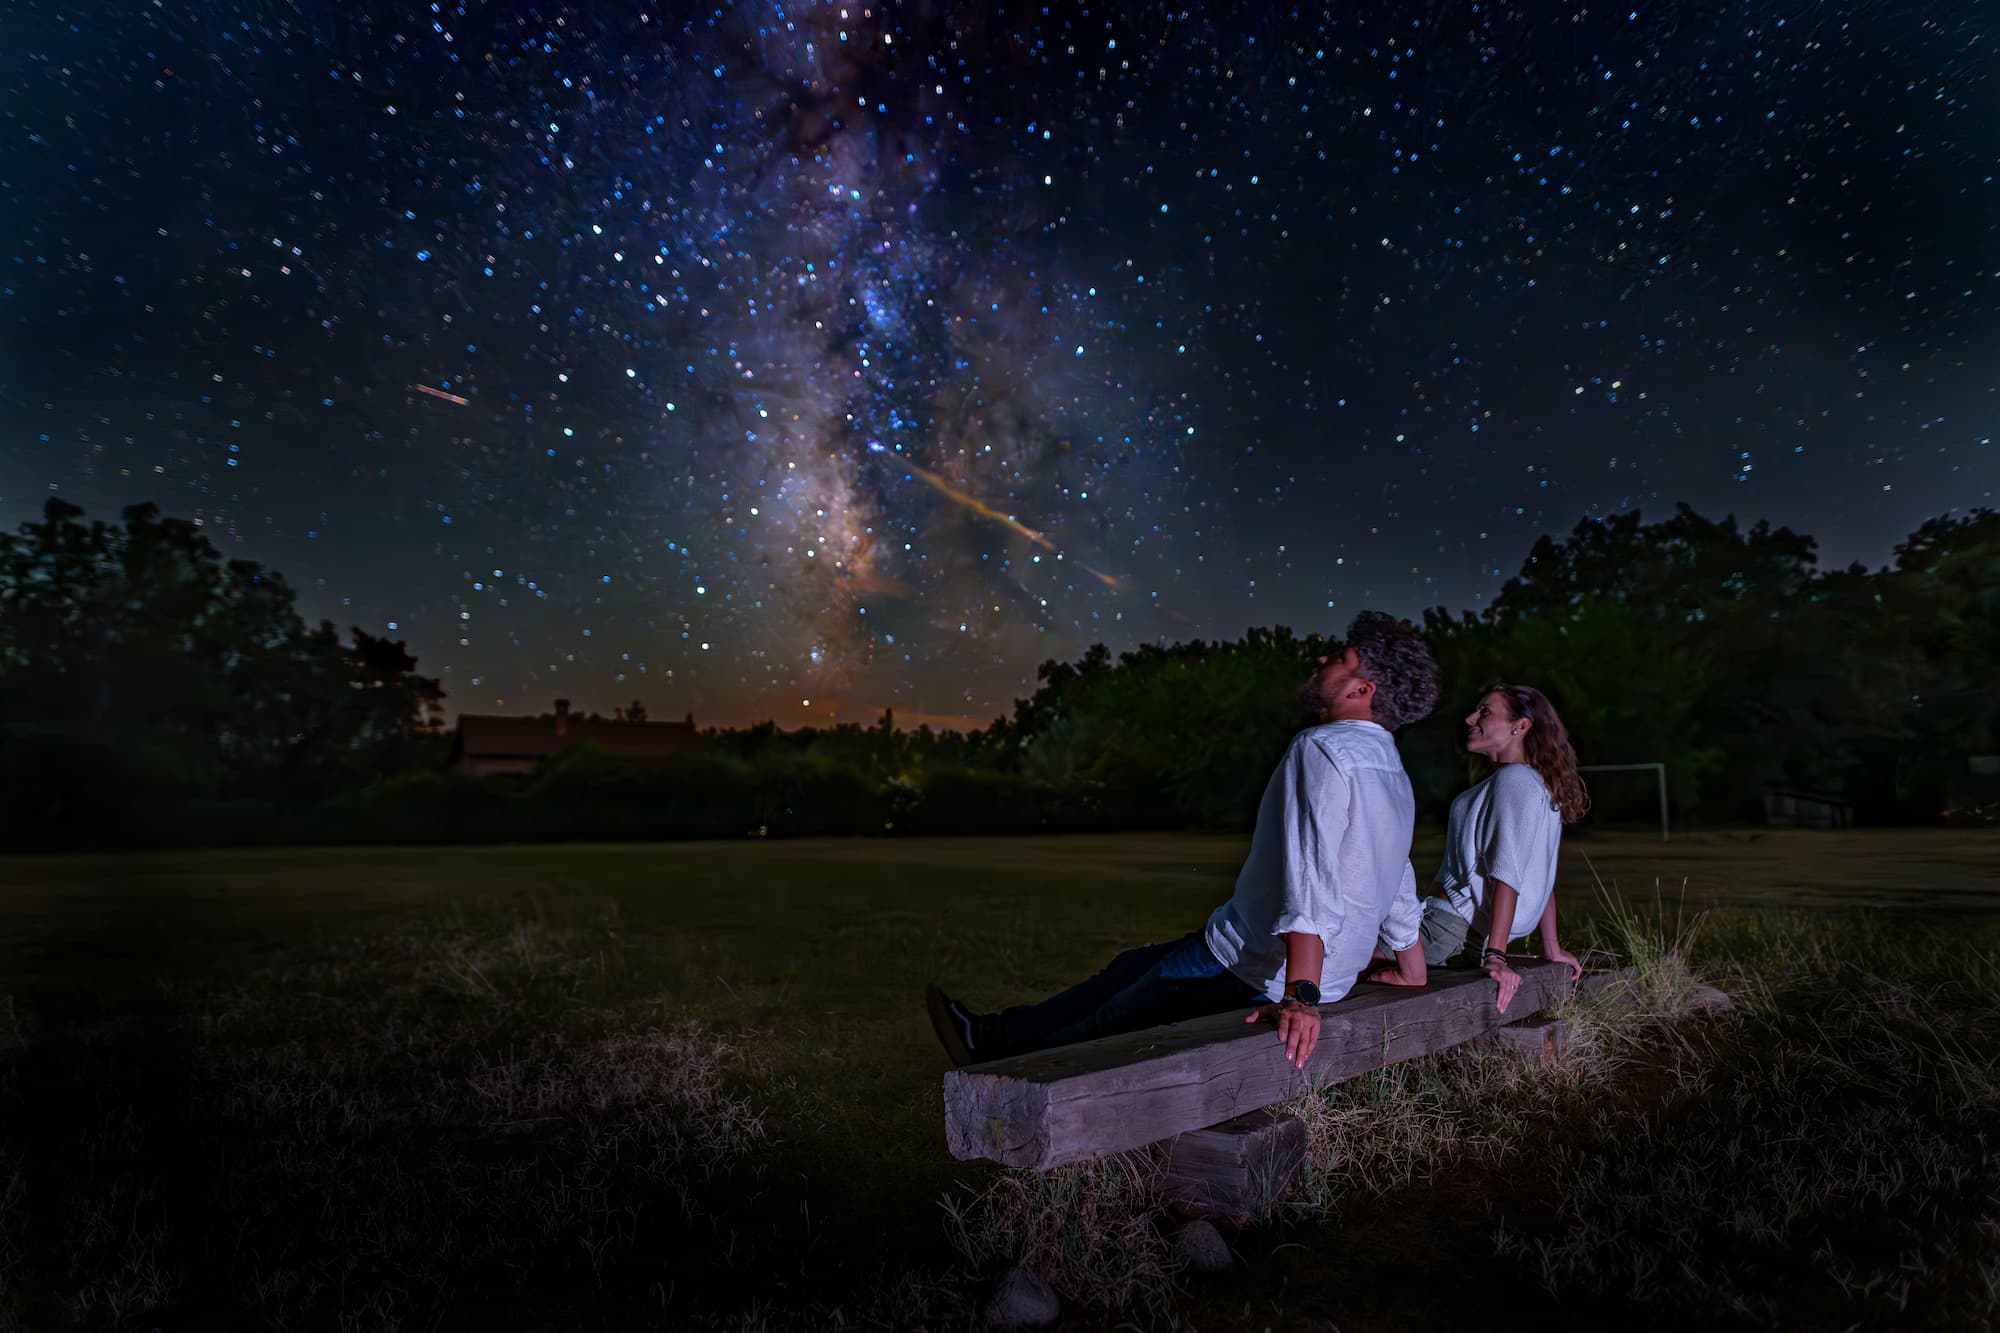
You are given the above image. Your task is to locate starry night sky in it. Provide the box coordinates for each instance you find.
[4,1,1995,728]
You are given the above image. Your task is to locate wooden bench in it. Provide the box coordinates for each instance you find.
[944,960,1583,1170]
[943,960,1616,1219]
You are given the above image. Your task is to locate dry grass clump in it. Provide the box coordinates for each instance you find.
[5,903,780,1331]
[1498,914,2000,1325]
[935,883,1734,1319]
[13,1099,177,1332]
[203,1018,768,1265]
[1282,1047,1530,1215]
[1276,901,2000,1325]
[1277,894,1685,1219]
[940,1150,1182,1318]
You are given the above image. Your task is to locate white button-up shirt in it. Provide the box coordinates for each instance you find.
[1204,720,1422,1003]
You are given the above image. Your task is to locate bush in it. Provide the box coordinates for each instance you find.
[0,724,225,850]
[525,748,757,840]
[743,753,883,837]
[348,770,453,843]
[903,770,1066,835]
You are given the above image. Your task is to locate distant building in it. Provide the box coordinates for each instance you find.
[448,699,700,778]
[1761,786,1855,830]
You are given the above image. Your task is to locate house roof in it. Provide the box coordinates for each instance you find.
[453,714,699,761]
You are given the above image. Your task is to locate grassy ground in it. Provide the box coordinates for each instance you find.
[0,830,1995,1329]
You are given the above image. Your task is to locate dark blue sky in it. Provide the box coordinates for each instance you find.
[5,0,1994,726]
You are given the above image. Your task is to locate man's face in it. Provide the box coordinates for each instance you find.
[1299,645,1367,715]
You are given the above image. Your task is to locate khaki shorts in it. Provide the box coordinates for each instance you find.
[1418,898,1478,967]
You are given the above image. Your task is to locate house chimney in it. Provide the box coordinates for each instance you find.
[554,698,570,739]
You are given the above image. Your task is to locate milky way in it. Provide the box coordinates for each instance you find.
[5,1,1995,725]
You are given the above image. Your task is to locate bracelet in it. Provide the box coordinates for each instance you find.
[1481,947,1510,963]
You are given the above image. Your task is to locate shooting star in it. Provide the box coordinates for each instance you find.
[414,384,469,406]
[903,459,1124,590]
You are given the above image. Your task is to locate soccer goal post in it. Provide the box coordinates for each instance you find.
[1578,762,1669,841]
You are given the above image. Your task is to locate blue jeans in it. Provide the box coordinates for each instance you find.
[981,932,1262,1059]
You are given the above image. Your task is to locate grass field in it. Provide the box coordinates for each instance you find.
[1,829,1996,1329]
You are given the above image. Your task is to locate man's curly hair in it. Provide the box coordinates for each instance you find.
[1344,610,1440,730]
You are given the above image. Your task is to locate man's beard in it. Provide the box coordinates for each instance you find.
[1297,679,1333,714]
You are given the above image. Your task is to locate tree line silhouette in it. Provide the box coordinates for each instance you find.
[3,498,1994,848]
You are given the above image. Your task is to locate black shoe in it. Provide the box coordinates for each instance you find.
[925,982,981,1067]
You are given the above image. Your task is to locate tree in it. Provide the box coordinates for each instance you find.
[1858,509,2000,816]
[1002,628,1330,828]
[1449,505,1840,817]
[0,499,445,810]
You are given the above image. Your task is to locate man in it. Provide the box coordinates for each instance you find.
[926,610,1438,1071]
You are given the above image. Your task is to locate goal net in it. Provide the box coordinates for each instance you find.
[1577,762,1669,841]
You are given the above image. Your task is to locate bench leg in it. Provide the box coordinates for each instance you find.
[1158,1108,1306,1227]
[1480,1014,1567,1067]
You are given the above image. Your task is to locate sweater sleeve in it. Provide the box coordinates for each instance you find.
[1269,736,1349,940]
[1474,765,1549,894]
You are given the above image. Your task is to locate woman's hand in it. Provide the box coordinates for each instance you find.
[1483,955,1521,1014]
[1544,944,1582,981]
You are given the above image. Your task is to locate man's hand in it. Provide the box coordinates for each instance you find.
[1543,944,1583,982]
[1484,955,1521,1013]
[1245,998,1321,1068]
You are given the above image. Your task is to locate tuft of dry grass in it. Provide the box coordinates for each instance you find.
[1276,878,1706,1222]
[1283,1049,1520,1214]
[1271,886,2000,1324]
[6,903,785,1330]
[939,1149,1183,1318]
[1492,912,2000,1325]
[9,839,1999,1329]
[934,878,1748,1322]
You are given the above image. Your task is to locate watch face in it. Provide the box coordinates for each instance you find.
[1293,980,1320,1005]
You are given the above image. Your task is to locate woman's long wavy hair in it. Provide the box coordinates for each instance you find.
[1483,682,1591,824]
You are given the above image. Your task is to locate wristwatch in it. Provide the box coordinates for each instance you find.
[1283,979,1321,1006]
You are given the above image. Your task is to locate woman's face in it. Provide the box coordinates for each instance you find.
[1463,690,1521,760]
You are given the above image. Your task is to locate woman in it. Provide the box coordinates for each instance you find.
[1421,682,1591,1013]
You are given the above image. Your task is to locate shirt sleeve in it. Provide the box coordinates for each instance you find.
[1269,736,1349,939]
[1380,860,1423,953]
[1474,765,1546,894]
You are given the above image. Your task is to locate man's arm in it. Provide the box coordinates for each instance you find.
[1245,930,1325,1069]
[1369,861,1427,987]
[1244,737,1349,1070]
[1284,929,1327,1003]
[1370,941,1427,987]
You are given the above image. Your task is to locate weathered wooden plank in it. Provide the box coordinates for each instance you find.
[1159,1108,1306,1226]
[943,960,1575,1169]
[1480,1014,1567,1067]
